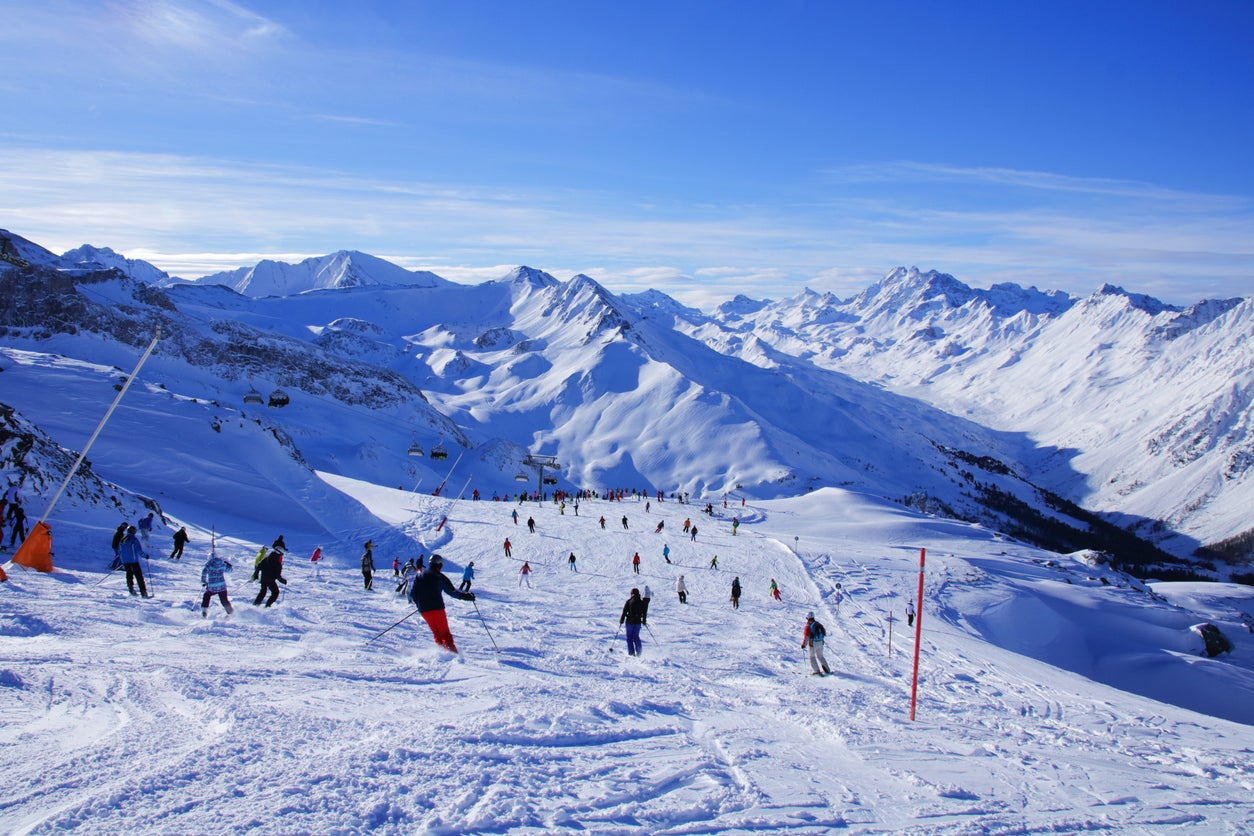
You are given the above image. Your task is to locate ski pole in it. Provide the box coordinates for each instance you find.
[364,608,423,646]
[472,598,499,652]
[644,623,659,644]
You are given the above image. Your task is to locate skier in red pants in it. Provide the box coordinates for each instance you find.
[408,553,475,653]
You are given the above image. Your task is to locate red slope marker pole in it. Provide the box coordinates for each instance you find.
[909,547,926,721]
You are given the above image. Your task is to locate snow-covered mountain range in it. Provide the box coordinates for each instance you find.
[2,228,1251,580]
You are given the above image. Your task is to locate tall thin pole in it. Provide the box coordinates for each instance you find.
[909,547,926,721]
[38,327,161,526]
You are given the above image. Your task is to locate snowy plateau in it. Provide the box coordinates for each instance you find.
[0,228,1252,835]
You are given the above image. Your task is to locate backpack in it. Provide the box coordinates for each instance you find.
[810,621,826,641]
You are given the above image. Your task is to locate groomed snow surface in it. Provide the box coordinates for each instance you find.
[2,484,1253,835]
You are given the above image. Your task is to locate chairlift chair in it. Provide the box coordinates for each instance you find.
[514,471,528,482]
[243,388,265,405]
[430,444,448,460]
[267,388,290,408]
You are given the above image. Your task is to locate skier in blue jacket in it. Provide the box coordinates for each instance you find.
[117,525,151,597]
[458,561,476,592]
[200,553,234,616]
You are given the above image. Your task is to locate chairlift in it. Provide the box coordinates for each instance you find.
[243,387,265,405]
[430,444,448,460]
[514,471,529,482]
[268,388,290,408]
[543,475,558,486]
[408,442,425,457]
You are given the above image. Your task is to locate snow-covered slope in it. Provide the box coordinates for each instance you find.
[1,479,1251,833]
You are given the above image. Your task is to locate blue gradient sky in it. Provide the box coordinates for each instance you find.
[3,0,1252,307]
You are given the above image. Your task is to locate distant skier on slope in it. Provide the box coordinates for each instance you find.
[619,588,647,656]
[676,574,688,604]
[770,578,782,601]
[518,561,533,588]
[170,526,189,560]
[802,612,831,675]
[459,561,475,593]
[408,553,475,653]
[200,552,234,617]
[361,541,375,590]
[730,577,741,609]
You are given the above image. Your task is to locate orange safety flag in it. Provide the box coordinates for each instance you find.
[11,521,54,573]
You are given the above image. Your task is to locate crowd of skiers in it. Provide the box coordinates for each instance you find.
[79,485,895,673]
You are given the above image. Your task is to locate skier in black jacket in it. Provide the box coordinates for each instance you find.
[408,553,475,653]
[619,588,647,656]
[252,547,287,607]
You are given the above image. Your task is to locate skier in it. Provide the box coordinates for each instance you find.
[110,522,128,569]
[599,515,606,530]
[250,545,268,581]
[632,552,641,574]
[398,558,418,598]
[512,509,519,525]
[730,577,741,609]
[361,541,375,590]
[906,600,916,627]
[802,612,831,675]
[682,518,690,533]
[689,524,698,541]
[310,546,324,581]
[568,552,577,572]
[503,538,512,558]
[137,511,155,548]
[621,515,628,530]
[709,554,718,569]
[833,583,844,611]
[619,588,647,656]
[170,526,189,560]
[518,561,533,588]
[527,517,536,534]
[770,578,782,601]
[654,519,664,534]
[732,517,740,536]
[200,552,234,617]
[7,503,27,547]
[393,555,401,577]
[117,525,151,598]
[252,546,287,607]
[641,584,652,620]
[662,543,671,564]
[459,561,475,593]
[676,574,688,604]
[407,553,475,653]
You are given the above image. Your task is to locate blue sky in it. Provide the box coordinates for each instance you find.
[3,0,1253,307]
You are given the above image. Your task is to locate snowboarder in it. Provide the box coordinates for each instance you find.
[662,543,671,563]
[170,526,189,560]
[253,546,287,607]
[632,552,641,574]
[802,612,831,675]
[361,541,375,590]
[310,546,324,580]
[906,600,916,627]
[459,561,475,593]
[117,525,151,597]
[568,552,577,572]
[518,561,533,587]
[503,538,512,558]
[676,575,688,604]
[408,553,475,653]
[137,511,155,548]
[770,578,782,601]
[200,552,234,616]
[619,588,647,656]
[730,577,741,609]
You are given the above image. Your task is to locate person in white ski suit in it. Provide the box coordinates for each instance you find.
[801,612,831,675]
[675,575,688,604]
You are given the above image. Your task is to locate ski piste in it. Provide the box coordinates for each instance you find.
[2,485,1252,833]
